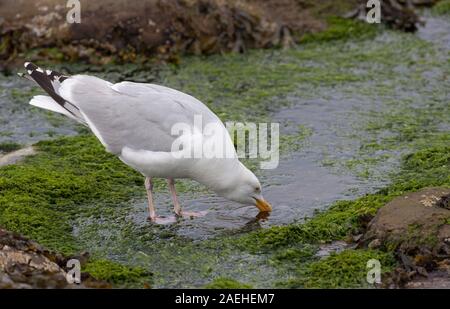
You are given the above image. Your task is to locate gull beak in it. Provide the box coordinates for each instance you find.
[255,198,272,213]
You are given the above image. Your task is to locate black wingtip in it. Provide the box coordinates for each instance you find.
[24,61,38,71]
[24,62,42,76]
[23,61,68,82]
[21,61,79,118]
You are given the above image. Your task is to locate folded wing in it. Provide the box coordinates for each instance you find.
[58,76,221,155]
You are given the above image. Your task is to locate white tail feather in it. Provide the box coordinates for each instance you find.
[29,95,84,123]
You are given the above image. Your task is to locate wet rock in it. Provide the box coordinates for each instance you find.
[404,270,450,288]
[360,187,450,287]
[368,238,381,249]
[315,241,352,258]
[0,146,36,167]
[0,0,325,67]
[436,193,450,210]
[1,0,438,68]
[352,233,364,242]
[0,227,110,288]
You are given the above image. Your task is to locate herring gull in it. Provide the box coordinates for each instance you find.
[21,62,272,224]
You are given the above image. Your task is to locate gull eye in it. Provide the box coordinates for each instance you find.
[255,187,261,193]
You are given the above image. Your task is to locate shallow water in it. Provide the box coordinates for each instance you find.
[1,15,449,287]
[418,13,450,50]
[0,77,79,145]
[134,91,392,241]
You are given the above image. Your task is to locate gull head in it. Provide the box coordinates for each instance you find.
[220,162,272,213]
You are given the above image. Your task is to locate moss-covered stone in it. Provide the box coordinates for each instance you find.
[360,187,450,277]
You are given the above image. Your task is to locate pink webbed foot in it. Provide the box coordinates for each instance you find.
[147,215,178,225]
[177,210,208,219]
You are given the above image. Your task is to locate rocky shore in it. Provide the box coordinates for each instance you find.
[360,188,450,288]
[0,0,438,69]
[0,228,110,288]
[0,0,448,289]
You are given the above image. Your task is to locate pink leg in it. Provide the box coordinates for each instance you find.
[145,177,156,219]
[167,178,208,219]
[145,177,176,224]
[167,178,182,216]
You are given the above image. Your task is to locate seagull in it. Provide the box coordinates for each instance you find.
[20,62,272,224]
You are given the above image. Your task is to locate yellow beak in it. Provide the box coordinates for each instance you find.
[255,198,272,212]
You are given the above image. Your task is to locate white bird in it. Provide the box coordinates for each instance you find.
[21,62,272,224]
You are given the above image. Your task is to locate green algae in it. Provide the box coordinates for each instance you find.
[10,87,42,104]
[0,134,207,254]
[205,277,252,289]
[159,27,382,124]
[315,32,449,180]
[0,131,14,137]
[406,222,440,248]
[0,141,21,153]
[83,259,151,287]
[0,135,140,253]
[280,249,396,288]
[279,125,313,154]
[300,17,379,44]
[269,245,317,268]
[432,0,450,15]
[72,223,277,288]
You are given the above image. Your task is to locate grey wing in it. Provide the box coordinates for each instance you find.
[58,76,220,154]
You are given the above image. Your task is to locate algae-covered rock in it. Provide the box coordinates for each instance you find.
[361,187,450,286]
[0,0,434,68]
[0,0,323,67]
[0,227,110,288]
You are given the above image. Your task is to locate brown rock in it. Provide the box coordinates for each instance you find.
[363,187,450,251]
[0,227,110,289]
[361,187,450,287]
[368,238,381,249]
